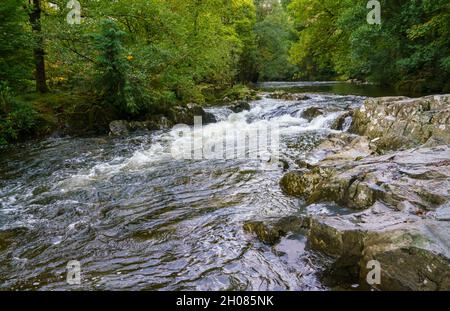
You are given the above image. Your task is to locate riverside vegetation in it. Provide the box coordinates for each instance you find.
[276,94,450,290]
[0,0,449,291]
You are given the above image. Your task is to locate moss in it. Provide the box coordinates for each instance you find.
[280,171,308,197]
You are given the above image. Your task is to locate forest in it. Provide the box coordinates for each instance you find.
[1,0,449,145]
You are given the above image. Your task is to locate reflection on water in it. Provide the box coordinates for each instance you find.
[0,91,365,290]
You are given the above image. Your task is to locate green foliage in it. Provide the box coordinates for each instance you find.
[93,20,145,115]
[43,0,258,105]
[0,83,38,145]
[2,0,449,145]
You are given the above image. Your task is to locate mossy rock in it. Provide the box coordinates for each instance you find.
[229,100,251,113]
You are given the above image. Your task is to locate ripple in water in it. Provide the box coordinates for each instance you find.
[0,93,364,290]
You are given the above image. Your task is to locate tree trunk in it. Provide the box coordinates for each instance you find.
[29,0,48,93]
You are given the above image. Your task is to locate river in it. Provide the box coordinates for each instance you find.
[0,82,384,290]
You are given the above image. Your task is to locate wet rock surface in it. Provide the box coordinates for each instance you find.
[278,94,450,290]
[308,206,450,290]
[243,217,307,246]
[109,117,173,135]
[331,111,354,131]
[435,202,450,221]
[284,146,450,210]
[350,95,450,152]
[109,120,129,136]
[171,104,217,125]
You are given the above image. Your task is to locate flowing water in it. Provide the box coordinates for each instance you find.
[0,85,367,290]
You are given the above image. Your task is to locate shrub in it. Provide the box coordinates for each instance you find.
[0,83,38,144]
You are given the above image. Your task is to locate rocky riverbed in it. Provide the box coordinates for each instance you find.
[267,94,450,290]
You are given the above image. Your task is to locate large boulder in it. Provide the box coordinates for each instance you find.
[109,120,129,136]
[129,116,173,131]
[280,168,328,198]
[109,116,174,135]
[243,216,306,245]
[350,95,450,152]
[331,111,354,131]
[109,103,217,136]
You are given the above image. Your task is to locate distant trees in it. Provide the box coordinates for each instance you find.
[0,0,300,101]
[288,0,450,92]
[29,0,49,93]
[254,0,297,81]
